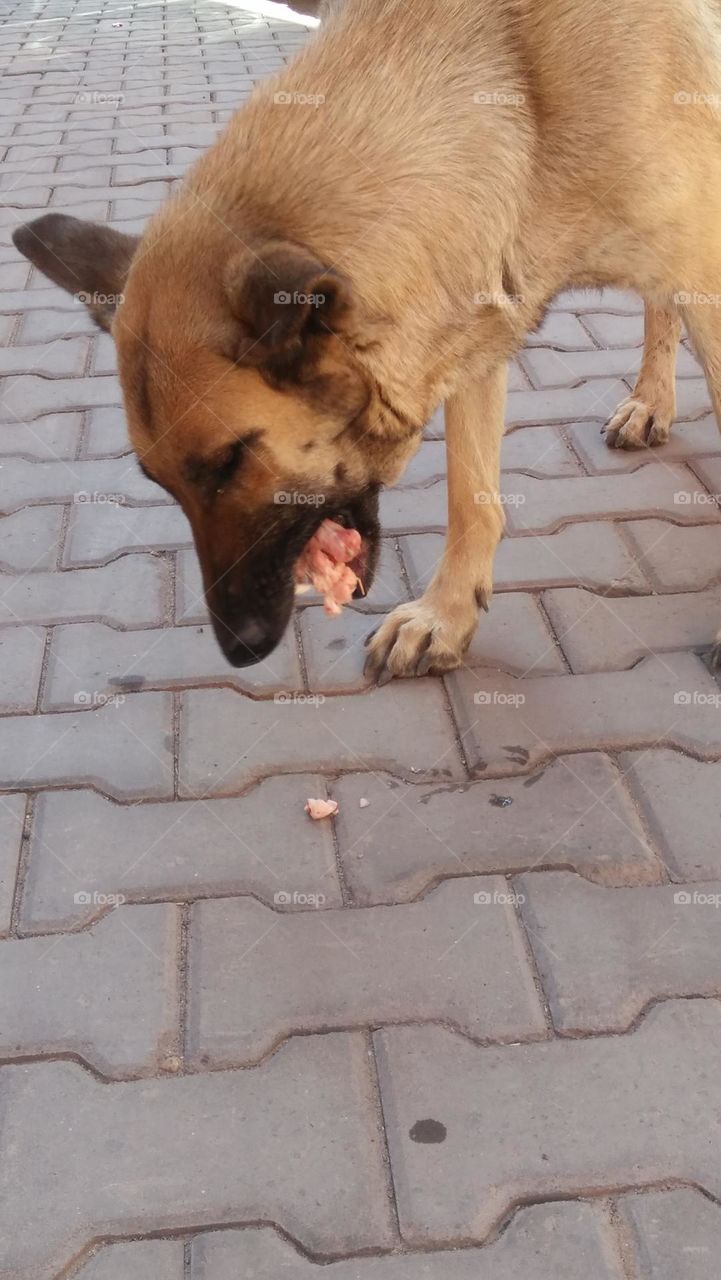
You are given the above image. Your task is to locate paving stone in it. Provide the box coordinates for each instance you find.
[447,653,721,776]
[552,289,642,313]
[675,378,714,420]
[569,416,721,473]
[0,504,64,571]
[520,871,721,1032]
[43,620,303,708]
[0,337,89,378]
[0,624,44,711]
[0,411,82,459]
[179,683,464,797]
[0,793,25,934]
[620,1188,721,1280]
[15,305,96,345]
[620,750,721,880]
[690,454,721,500]
[0,904,180,1074]
[0,1036,395,1277]
[504,468,720,535]
[402,523,648,595]
[580,312,645,346]
[0,456,166,513]
[505,379,630,428]
[64,501,190,565]
[397,440,446,486]
[623,520,721,591]
[332,754,660,904]
[0,555,167,625]
[502,424,582,476]
[301,593,563,689]
[82,404,131,457]
[526,310,598,349]
[22,776,341,930]
[71,1240,184,1280]
[0,373,120,418]
[543,586,721,671]
[0,692,173,799]
[521,345,698,388]
[188,879,546,1065]
[190,1202,624,1278]
[375,1000,721,1245]
[380,480,447,533]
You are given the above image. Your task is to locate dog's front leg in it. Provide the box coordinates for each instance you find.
[365,364,507,683]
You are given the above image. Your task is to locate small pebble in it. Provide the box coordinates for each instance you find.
[359,797,370,808]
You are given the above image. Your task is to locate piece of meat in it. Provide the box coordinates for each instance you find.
[305,797,339,820]
[295,519,363,615]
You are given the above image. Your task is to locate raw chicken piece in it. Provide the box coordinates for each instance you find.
[305,797,339,820]
[295,519,363,615]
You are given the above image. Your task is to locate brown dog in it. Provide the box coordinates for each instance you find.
[13,0,721,674]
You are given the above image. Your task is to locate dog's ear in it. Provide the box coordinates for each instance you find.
[225,240,353,380]
[12,213,139,331]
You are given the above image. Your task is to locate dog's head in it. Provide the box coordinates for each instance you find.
[14,213,420,665]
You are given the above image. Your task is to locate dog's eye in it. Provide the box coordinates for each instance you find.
[213,440,246,486]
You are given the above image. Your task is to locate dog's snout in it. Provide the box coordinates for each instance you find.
[216,615,277,667]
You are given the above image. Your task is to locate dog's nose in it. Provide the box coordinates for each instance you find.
[220,617,276,667]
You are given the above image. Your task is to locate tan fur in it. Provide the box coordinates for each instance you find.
[13,0,721,671]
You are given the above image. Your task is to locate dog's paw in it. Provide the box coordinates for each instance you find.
[363,597,477,684]
[604,396,673,449]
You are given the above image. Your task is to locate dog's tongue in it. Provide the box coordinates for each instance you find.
[295,519,363,616]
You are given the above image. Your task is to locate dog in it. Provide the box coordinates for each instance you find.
[13,0,721,676]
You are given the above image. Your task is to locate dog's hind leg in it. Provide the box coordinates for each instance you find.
[364,364,507,683]
[604,302,681,449]
[678,291,721,666]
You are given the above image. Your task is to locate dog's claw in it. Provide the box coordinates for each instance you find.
[364,626,378,650]
[711,641,721,670]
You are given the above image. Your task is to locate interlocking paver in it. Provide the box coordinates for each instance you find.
[620,1188,721,1280]
[0,337,89,377]
[504,378,631,427]
[332,754,660,902]
[623,519,721,591]
[505,468,720,534]
[189,1203,624,1278]
[0,555,168,625]
[43,620,303,708]
[621,750,721,880]
[0,692,173,799]
[64,501,191,565]
[0,623,44,711]
[376,1001,721,1245]
[22,776,341,930]
[501,424,582,476]
[519,871,721,1031]
[301,592,564,689]
[690,453,721,499]
[188,880,546,1065]
[543,586,721,671]
[526,311,598,349]
[447,653,721,776]
[569,416,721,472]
[0,456,166,512]
[180,684,465,797]
[401,523,649,595]
[0,411,82,459]
[0,904,181,1074]
[0,1036,395,1278]
[0,373,119,418]
[520,344,699,389]
[72,1240,184,1280]
[0,792,25,934]
[0,504,64,571]
[82,404,131,457]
